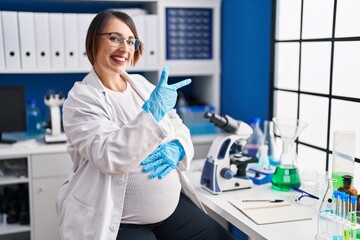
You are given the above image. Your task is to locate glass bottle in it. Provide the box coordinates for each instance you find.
[337,175,358,196]
[244,117,263,158]
[257,144,270,170]
[26,98,42,136]
[263,120,279,166]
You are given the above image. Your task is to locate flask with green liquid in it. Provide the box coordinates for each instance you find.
[271,117,308,191]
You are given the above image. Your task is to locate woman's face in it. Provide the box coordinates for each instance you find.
[94,17,135,76]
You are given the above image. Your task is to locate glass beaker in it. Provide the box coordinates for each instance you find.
[271,117,308,191]
[332,130,355,191]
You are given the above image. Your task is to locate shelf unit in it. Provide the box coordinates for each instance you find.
[0,0,221,111]
[0,156,31,239]
[0,144,72,240]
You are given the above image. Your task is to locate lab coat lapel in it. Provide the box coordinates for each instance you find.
[84,69,128,126]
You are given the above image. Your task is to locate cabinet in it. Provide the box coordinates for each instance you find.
[30,152,73,240]
[0,144,71,240]
[0,156,31,240]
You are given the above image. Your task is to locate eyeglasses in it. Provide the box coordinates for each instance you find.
[99,32,141,51]
[291,187,319,203]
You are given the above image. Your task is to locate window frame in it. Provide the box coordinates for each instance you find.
[270,0,360,172]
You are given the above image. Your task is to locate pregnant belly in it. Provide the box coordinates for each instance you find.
[121,166,182,224]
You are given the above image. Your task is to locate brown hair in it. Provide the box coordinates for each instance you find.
[85,9,144,66]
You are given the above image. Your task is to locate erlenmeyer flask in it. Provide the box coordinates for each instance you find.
[271,117,308,191]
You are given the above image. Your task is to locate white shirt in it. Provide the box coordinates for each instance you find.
[105,83,181,224]
[56,69,203,240]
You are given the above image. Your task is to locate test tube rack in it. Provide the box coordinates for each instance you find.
[316,211,360,240]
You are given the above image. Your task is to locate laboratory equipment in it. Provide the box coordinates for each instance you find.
[26,98,42,136]
[200,112,257,194]
[271,117,308,191]
[263,120,279,166]
[337,175,358,196]
[316,176,333,240]
[316,195,360,240]
[257,144,270,169]
[247,144,275,185]
[244,117,263,157]
[44,92,67,143]
[332,130,356,191]
[350,196,357,214]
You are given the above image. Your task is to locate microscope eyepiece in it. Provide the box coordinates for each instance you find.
[204,112,239,134]
[204,112,213,120]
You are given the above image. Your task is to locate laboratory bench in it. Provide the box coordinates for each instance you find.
[186,160,319,240]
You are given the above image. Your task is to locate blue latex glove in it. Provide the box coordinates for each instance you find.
[141,140,185,179]
[142,66,191,122]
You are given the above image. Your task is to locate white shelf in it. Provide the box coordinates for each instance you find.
[0,176,29,186]
[0,67,160,74]
[0,223,31,235]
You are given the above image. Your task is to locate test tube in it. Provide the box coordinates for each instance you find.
[350,196,357,213]
[339,192,344,218]
[344,194,350,219]
[334,191,340,216]
[336,192,345,240]
[349,196,358,240]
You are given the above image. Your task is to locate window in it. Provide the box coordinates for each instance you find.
[272,0,360,179]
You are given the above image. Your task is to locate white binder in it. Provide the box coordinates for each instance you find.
[131,13,146,70]
[34,12,51,70]
[64,13,79,70]
[18,11,37,70]
[145,15,158,69]
[77,13,94,71]
[49,13,65,70]
[0,12,5,70]
[2,11,21,70]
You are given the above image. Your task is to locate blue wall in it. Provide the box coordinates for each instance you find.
[221,0,272,124]
[0,0,273,126]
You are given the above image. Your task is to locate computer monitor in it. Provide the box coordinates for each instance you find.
[0,86,26,144]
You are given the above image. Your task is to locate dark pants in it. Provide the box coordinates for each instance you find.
[117,193,234,240]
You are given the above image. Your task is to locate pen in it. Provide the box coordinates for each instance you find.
[242,199,284,203]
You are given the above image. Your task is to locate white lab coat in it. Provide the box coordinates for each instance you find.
[56,69,204,240]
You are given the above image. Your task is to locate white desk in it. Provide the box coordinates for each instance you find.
[186,160,319,240]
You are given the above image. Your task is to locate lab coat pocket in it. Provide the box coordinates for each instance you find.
[59,195,99,240]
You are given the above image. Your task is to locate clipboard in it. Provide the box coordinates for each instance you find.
[228,199,313,225]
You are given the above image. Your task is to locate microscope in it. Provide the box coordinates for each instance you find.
[44,92,67,143]
[200,112,257,194]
